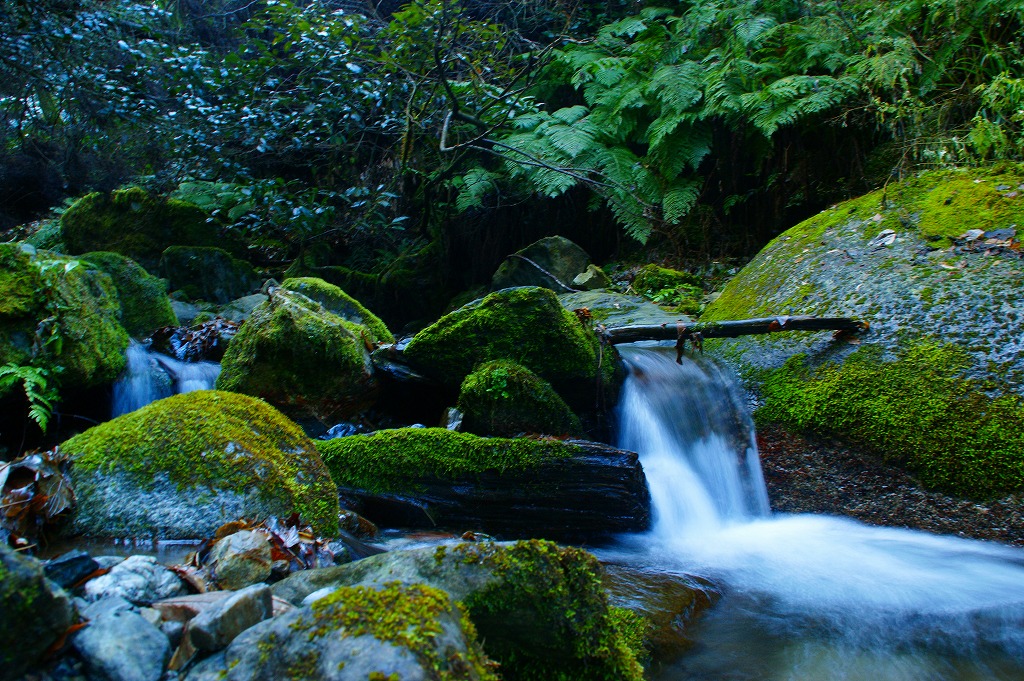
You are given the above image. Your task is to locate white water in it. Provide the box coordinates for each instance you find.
[612,346,1024,680]
[111,341,220,417]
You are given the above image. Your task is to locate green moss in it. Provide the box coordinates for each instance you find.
[81,251,177,336]
[915,172,1024,244]
[457,360,582,437]
[315,427,576,494]
[403,287,612,397]
[280,277,393,344]
[632,264,699,293]
[0,244,42,318]
[757,343,1024,498]
[63,390,339,535]
[297,582,497,681]
[450,540,644,681]
[60,187,217,266]
[215,289,376,422]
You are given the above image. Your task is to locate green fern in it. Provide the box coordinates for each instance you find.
[0,363,60,433]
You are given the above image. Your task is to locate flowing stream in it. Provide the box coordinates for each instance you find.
[111,341,220,417]
[609,346,1024,680]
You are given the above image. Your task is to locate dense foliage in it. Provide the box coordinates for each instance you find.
[2,0,1023,259]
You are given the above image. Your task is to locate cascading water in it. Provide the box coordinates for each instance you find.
[111,341,220,417]
[611,345,1024,680]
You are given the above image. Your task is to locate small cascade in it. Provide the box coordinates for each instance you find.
[111,341,220,417]
[613,346,1024,680]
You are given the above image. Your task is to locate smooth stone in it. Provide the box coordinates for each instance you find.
[73,610,171,681]
[188,584,273,652]
[209,530,273,590]
[81,595,134,621]
[44,549,99,589]
[83,555,187,605]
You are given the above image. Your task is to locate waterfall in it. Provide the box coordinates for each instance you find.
[112,341,220,417]
[613,346,1024,680]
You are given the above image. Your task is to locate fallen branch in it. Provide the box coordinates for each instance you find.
[598,316,868,363]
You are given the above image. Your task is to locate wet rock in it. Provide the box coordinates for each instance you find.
[318,429,649,541]
[572,263,614,290]
[44,549,99,589]
[188,584,272,652]
[73,609,171,681]
[64,391,340,538]
[81,595,134,621]
[491,235,592,291]
[80,251,178,337]
[83,555,187,605]
[273,540,644,680]
[0,544,74,681]
[186,582,495,681]
[209,531,273,590]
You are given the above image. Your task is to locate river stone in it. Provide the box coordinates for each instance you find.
[490,235,592,291]
[215,288,382,423]
[185,582,495,681]
[73,609,171,681]
[81,595,135,621]
[188,583,272,652]
[701,166,1024,392]
[83,555,187,605]
[159,246,260,304]
[63,390,339,538]
[44,549,100,589]
[0,544,74,681]
[208,531,273,590]
[572,263,614,290]
[271,540,644,680]
[558,289,689,329]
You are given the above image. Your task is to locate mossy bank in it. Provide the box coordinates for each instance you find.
[700,165,1024,498]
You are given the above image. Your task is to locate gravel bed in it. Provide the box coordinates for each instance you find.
[757,424,1024,547]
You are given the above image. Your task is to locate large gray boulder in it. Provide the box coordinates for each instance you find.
[491,236,601,291]
[184,582,496,681]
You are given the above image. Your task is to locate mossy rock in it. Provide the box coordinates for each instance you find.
[403,286,618,406]
[0,244,128,392]
[159,246,260,304]
[491,236,592,292]
[81,251,178,337]
[62,390,339,538]
[60,187,218,268]
[457,360,581,437]
[280,277,393,344]
[699,165,1024,498]
[632,264,704,315]
[215,289,378,423]
[316,427,577,495]
[272,540,646,681]
[0,544,74,681]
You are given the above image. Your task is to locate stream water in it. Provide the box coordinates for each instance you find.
[111,341,220,417]
[609,346,1024,680]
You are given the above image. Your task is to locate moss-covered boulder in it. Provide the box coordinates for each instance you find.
[701,165,1024,498]
[490,236,593,291]
[316,428,649,538]
[159,246,260,304]
[186,581,496,681]
[0,544,75,681]
[0,244,128,392]
[60,187,218,268]
[272,540,645,681]
[457,360,581,437]
[215,289,379,423]
[402,286,618,406]
[81,251,177,337]
[62,390,339,538]
[280,277,393,344]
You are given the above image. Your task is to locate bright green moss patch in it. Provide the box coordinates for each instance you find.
[403,286,612,395]
[302,582,497,681]
[757,343,1024,499]
[81,251,177,336]
[63,390,339,535]
[457,360,581,437]
[0,244,42,318]
[441,539,645,681]
[216,289,377,422]
[280,277,393,344]
[315,427,576,494]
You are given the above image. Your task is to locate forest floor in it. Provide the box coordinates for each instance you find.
[758,424,1024,547]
